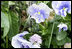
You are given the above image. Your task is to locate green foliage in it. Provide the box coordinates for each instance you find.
[1,12,10,38]
[8,10,19,41]
[1,1,71,48]
[56,37,71,46]
[1,1,20,48]
[52,37,71,46]
[56,31,67,41]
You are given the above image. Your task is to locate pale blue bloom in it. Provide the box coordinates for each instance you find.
[57,23,68,32]
[11,31,30,48]
[52,1,71,17]
[11,31,41,48]
[27,3,52,23]
[29,34,42,44]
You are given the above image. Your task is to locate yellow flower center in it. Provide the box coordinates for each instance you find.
[63,7,66,10]
[38,12,40,14]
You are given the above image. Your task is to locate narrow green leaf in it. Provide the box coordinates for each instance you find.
[39,24,45,30]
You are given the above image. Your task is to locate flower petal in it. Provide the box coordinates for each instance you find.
[27,4,38,16]
[57,23,68,32]
[52,1,71,17]
[11,31,29,48]
[29,34,42,44]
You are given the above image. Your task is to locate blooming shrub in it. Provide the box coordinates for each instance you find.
[1,1,71,48]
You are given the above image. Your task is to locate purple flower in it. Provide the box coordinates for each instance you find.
[11,31,41,48]
[29,34,42,44]
[11,31,30,48]
[52,1,71,17]
[27,3,52,23]
[57,23,68,32]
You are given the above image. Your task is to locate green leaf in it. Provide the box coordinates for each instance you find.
[1,12,10,38]
[37,1,42,4]
[8,1,15,5]
[45,35,51,48]
[45,39,49,47]
[1,12,4,28]
[43,1,49,4]
[56,31,67,41]
[52,36,71,46]
[1,1,8,12]
[8,11,19,41]
[41,30,46,35]
[56,37,71,46]
[39,24,45,30]
[40,29,51,35]
[53,22,59,34]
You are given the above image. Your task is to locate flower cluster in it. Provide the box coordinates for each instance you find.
[11,31,42,48]
[11,1,71,48]
[27,3,52,23]
[52,1,71,17]
[57,23,68,32]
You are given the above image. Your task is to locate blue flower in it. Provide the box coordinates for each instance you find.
[57,23,68,32]
[27,3,52,23]
[11,31,41,48]
[11,31,30,48]
[52,1,71,17]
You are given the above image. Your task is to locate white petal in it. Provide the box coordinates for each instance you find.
[39,3,52,15]
[57,23,67,29]
[11,31,29,48]
[27,4,38,16]
[11,36,22,48]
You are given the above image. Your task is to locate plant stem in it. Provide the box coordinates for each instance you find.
[6,35,8,48]
[48,22,55,48]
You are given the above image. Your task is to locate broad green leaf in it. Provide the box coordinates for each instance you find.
[8,11,19,41]
[1,12,4,28]
[56,37,71,46]
[52,37,71,46]
[1,12,10,38]
[56,31,67,41]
